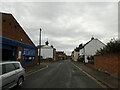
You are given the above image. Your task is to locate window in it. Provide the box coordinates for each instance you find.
[4,64,16,73]
[13,63,20,70]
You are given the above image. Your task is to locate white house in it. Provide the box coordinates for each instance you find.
[79,37,105,63]
[71,47,81,62]
[41,41,56,60]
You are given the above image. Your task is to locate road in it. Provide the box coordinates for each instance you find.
[21,60,102,88]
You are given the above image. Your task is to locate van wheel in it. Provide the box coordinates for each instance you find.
[17,77,23,87]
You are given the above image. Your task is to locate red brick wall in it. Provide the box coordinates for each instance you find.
[94,53,120,75]
[2,13,35,46]
[1,13,38,67]
[0,14,2,36]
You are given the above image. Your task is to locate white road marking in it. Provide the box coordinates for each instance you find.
[72,62,108,88]
[26,65,48,77]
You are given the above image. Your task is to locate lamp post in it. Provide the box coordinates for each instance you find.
[39,28,42,64]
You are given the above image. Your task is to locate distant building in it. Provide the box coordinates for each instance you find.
[79,37,105,63]
[71,44,83,62]
[67,55,72,59]
[40,41,56,61]
[71,48,79,62]
[56,51,67,60]
[1,12,38,67]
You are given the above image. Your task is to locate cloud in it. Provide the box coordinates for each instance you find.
[1,2,118,55]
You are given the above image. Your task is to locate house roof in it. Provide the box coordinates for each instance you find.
[74,44,83,52]
[41,45,53,49]
[56,51,66,55]
[83,37,105,47]
[74,47,80,52]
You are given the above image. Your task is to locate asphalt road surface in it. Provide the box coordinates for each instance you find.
[21,60,102,88]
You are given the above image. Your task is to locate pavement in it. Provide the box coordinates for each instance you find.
[72,61,120,89]
[25,62,48,75]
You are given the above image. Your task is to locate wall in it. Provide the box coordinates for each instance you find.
[2,13,35,46]
[73,51,79,62]
[41,46,53,59]
[2,13,38,67]
[94,53,120,75]
[84,39,105,63]
[79,48,84,55]
[0,13,2,37]
[53,49,56,60]
[85,39,105,56]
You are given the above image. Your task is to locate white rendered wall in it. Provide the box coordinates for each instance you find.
[84,39,105,63]
[73,51,79,62]
[85,39,105,56]
[41,46,53,59]
[79,48,84,55]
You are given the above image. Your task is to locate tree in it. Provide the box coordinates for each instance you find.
[96,39,120,55]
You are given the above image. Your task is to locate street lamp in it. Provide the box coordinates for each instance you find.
[39,28,42,64]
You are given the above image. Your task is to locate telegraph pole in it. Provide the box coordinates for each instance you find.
[39,28,42,64]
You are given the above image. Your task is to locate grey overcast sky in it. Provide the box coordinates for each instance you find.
[1,1,118,55]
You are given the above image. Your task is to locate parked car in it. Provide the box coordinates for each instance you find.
[0,61,25,90]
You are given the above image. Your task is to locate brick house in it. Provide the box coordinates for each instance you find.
[0,12,38,67]
[56,51,67,60]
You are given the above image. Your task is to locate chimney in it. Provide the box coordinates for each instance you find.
[91,37,94,40]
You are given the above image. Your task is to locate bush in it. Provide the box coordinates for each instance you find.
[87,56,90,60]
[78,56,84,62]
[96,39,120,55]
[88,56,94,64]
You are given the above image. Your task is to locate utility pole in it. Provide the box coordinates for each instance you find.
[39,28,42,64]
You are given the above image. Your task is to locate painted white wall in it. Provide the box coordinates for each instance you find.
[79,39,105,63]
[41,45,53,59]
[85,39,105,56]
[84,39,105,63]
[73,51,79,62]
[79,48,84,55]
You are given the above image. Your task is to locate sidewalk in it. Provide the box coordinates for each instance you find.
[73,62,120,89]
[25,62,47,75]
